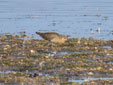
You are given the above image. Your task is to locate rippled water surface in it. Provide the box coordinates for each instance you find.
[0,0,113,40]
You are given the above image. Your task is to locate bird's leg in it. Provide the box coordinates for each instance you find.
[48,42,53,56]
[48,42,57,56]
[49,42,54,53]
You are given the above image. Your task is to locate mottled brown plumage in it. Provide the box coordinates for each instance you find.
[36,32,68,43]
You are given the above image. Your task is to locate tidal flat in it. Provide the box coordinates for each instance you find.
[0,33,113,85]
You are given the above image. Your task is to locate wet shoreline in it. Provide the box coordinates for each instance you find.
[0,33,113,84]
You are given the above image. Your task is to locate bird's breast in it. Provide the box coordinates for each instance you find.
[51,37,66,43]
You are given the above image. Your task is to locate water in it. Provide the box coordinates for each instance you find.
[102,45,112,49]
[69,77,113,83]
[0,70,15,74]
[37,50,81,57]
[0,0,113,40]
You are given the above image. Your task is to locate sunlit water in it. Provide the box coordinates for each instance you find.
[0,0,113,40]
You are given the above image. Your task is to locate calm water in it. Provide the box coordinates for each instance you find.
[0,0,113,40]
[69,77,113,83]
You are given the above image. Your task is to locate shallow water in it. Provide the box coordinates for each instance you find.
[102,45,112,49]
[37,50,81,57]
[0,70,15,74]
[0,0,113,40]
[69,77,113,83]
[0,83,19,85]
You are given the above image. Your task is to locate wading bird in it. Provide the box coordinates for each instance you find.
[36,32,68,44]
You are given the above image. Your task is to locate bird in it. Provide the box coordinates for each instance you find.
[36,32,68,44]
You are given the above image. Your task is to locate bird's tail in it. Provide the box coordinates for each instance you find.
[36,32,42,35]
